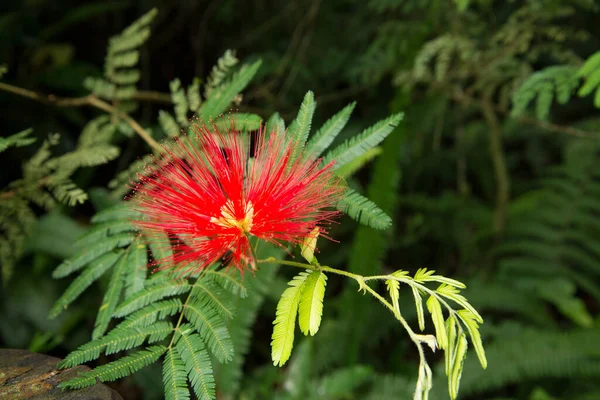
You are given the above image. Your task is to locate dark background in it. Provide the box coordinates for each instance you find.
[2,1,600,399]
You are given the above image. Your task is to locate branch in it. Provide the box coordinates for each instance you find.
[0,82,162,152]
[448,85,600,138]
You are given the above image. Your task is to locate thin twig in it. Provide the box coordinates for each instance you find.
[0,82,163,151]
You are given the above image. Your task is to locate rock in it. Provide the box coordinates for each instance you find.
[0,349,123,400]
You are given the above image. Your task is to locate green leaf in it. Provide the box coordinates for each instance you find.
[175,324,216,400]
[386,279,400,315]
[335,147,382,178]
[265,112,285,136]
[300,227,319,264]
[91,204,144,223]
[298,270,327,336]
[214,113,262,132]
[436,285,483,323]
[163,347,191,400]
[184,297,233,363]
[191,281,234,319]
[159,110,181,137]
[287,91,316,160]
[457,309,487,369]
[114,281,191,317]
[121,299,183,328]
[49,251,124,318]
[75,220,135,248]
[426,295,447,350]
[271,271,310,366]
[59,322,172,368]
[204,270,247,298]
[412,286,426,331]
[52,233,134,278]
[0,128,35,153]
[59,345,166,389]
[449,333,468,399]
[92,248,129,339]
[336,187,392,230]
[148,229,173,266]
[198,60,262,122]
[445,316,457,376]
[323,113,403,169]
[124,239,148,297]
[306,102,355,159]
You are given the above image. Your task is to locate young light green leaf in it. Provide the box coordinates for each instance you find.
[323,112,403,169]
[426,295,447,350]
[306,102,356,159]
[298,270,327,336]
[414,268,435,283]
[437,285,483,323]
[271,271,310,366]
[457,309,487,369]
[300,227,319,264]
[386,279,400,316]
[449,333,468,399]
[412,286,426,331]
[444,315,457,376]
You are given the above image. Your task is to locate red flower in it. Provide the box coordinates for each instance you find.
[131,123,344,274]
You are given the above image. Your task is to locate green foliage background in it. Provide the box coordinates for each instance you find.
[2,0,600,399]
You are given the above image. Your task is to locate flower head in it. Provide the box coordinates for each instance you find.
[131,123,344,274]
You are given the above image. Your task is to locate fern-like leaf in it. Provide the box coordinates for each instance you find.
[287,91,316,160]
[92,248,129,338]
[59,322,172,368]
[49,251,124,318]
[59,345,167,390]
[0,128,35,152]
[52,233,135,278]
[163,347,191,400]
[176,323,216,400]
[511,65,579,120]
[183,297,234,363]
[336,187,392,230]
[198,60,261,122]
[323,113,403,169]
[114,281,191,317]
[306,102,356,159]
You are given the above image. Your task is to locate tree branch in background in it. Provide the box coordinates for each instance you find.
[0,82,163,152]
[481,98,510,233]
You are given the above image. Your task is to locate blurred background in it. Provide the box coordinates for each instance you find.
[2,0,600,399]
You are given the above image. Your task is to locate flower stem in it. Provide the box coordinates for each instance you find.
[258,256,428,399]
